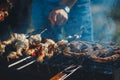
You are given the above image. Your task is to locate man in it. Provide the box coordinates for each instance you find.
[0,0,93,42]
[32,0,93,42]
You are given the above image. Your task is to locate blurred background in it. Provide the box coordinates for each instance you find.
[91,0,120,43]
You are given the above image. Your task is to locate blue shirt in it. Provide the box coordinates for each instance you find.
[47,0,59,2]
[47,0,90,4]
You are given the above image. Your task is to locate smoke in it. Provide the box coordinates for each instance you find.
[91,0,118,42]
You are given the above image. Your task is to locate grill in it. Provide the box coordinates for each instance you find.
[0,33,120,80]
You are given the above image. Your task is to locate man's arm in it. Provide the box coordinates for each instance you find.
[49,0,77,26]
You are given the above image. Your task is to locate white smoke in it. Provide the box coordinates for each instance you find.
[91,0,117,42]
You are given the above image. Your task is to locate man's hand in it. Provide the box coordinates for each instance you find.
[49,8,68,26]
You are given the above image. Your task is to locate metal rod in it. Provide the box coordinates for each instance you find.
[17,60,36,70]
[26,27,48,38]
[40,28,47,35]
[61,65,82,80]
[8,56,32,68]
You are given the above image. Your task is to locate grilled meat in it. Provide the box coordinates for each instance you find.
[1,32,120,63]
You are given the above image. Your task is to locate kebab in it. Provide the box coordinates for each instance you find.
[31,39,58,63]
[1,33,29,60]
[59,41,120,63]
[9,38,58,69]
[0,34,58,63]
[1,32,120,64]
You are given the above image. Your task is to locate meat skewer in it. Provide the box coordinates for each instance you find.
[0,29,120,70]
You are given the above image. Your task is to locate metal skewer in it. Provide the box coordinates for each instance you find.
[40,28,48,35]
[61,65,82,80]
[8,56,32,68]
[26,27,48,38]
[17,60,36,70]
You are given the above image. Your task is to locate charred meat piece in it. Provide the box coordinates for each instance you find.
[7,51,19,61]
[28,34,41,46]
[44,39,57,58]
[57,40,68,54]
[37,43,46,63]
[0,43,6,55]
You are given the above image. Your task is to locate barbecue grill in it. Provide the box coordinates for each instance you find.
[0,33,120,80]
[0,52,119,80]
